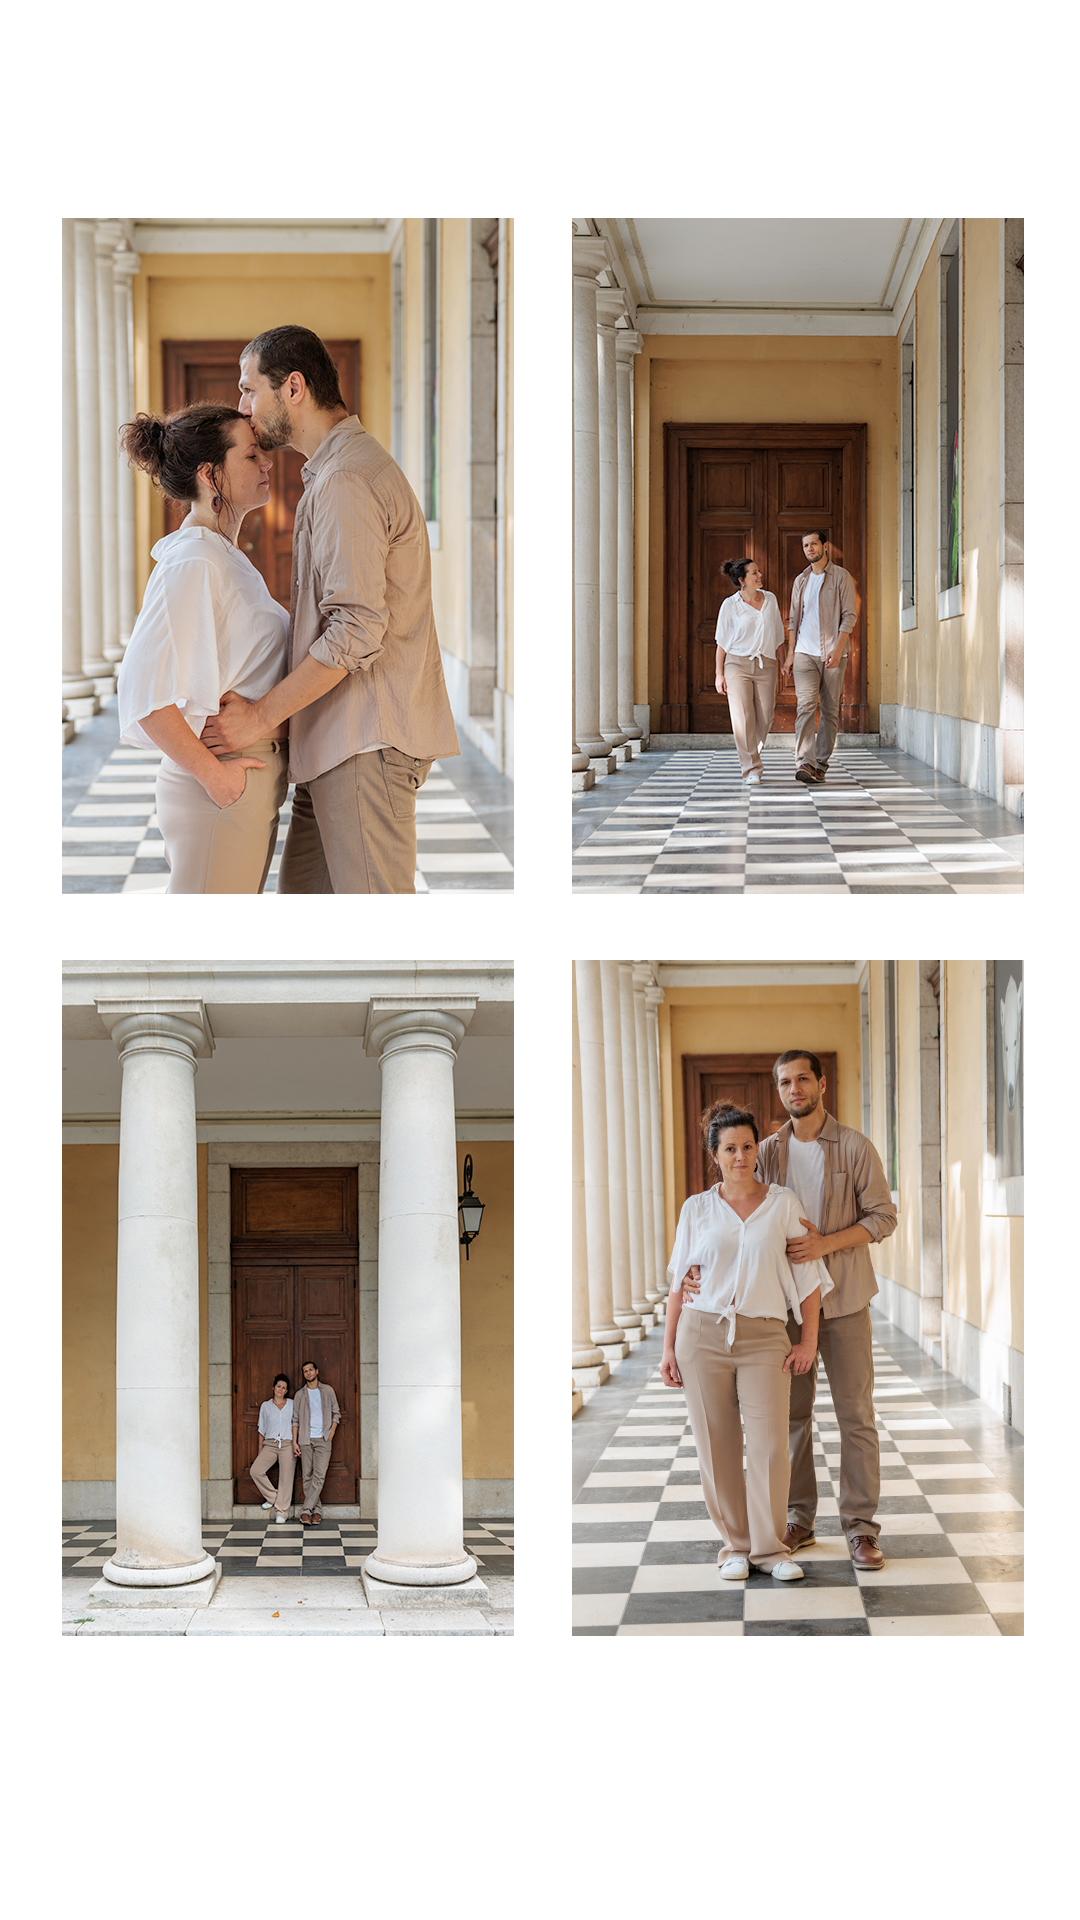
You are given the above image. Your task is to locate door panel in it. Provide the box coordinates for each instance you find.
[663,423,867,735]
[231,1170,360,1507]
[683,1053,838,1201]
[161,339,361,608]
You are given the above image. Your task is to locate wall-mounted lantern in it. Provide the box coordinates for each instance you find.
[458,1155,485,1260]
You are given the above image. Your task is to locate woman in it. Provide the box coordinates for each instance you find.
[250,1374,296,1523]
[715,557,788,784]
[660,1102,832,1580]
[116,404,289,892]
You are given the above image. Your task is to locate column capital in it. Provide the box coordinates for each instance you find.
[596,288,631,329]
[616,329,643,362]
[644,985,665,1012]
[94,219,125,258]
[365,996,476,1060]
[112,245,141,285]
[96,997,214,1062]
[631,961,656,991]
[573,235,611,281]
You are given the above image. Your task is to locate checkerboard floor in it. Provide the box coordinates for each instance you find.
[63,1517,514,1578]
[572,746,1023,893]
[63,698,513,892]
[573,1310,1023,1635]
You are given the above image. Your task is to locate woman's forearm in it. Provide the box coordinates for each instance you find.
[663,1283,683,1352]
[797,1287,821,1350]
[139,704,230,788]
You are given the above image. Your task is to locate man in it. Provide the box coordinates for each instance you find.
[783,529,857,786]
[758,1051,897,1570]
[201,325,459,891]
[291,1361,340,1526]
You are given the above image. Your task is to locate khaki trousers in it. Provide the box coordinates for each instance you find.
[792,652,847,771]
[249,1438,296,1516]
[786,1304,880,1541]
[278,748,433,893]
[156,739,287,894]
[298,1436,333,1514]
[724,655,777,778]
[675,1311,794,1570]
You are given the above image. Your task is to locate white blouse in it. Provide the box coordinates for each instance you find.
[118,527,289,752]
[714,588,786,663]
[258,1397,294,1442]
[667,1183,833,1347]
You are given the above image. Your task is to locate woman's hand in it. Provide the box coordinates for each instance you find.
[202,754,266,807]
[680,1265,701,1307]
[715,670,726,695]
[783,1342,817,1375]
[660,1348,683,1388]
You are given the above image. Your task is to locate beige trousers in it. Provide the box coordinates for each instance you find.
[792,652,847,771]
[278,748,433,893]
[675,1311,794,1569]
[787,1304,880,1541]
[298,1436,333,1514]
[156,739,288,893]
[724,655,777,777]
[249,1438,296,1516]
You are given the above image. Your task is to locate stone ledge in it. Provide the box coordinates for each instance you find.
[88,1564,222,1608]
[360,1568,489,1607]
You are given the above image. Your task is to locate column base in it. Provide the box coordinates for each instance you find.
[91,674,116,697]
[363,1548,478,1587]
[103,1551,219,1588]
[63,719,75,745]
[90,1563,221,1609]
[64,695,100,722]
[573,1362,610,1389]
[573,767,596,792]
[588,752,617,779]
[361,1565,487,1606]
[598,1340,630,1364]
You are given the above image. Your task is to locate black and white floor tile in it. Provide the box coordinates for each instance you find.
[573,1311,1023,1636]
[572,746,1024,894]
[63,699,513,892]
[63,1517,514,1578]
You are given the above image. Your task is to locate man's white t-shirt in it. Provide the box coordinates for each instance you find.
[307,1385,324,1438]
[785,1133,826,1231]
[794,569,825,657]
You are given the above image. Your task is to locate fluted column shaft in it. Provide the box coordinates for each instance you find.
[114,245,140,651]
[63,221,94,709]
[600,960,640,1329]
[632,966,661,1303]
[366,1005,477,1587]
[96,221,123,666]
[645,987,669,1298]
[597,313,625,749]
[573,248,606,760]
[616,333,642,739]
[618,963,649,1313]
[574,962,621,1344]
[572,988,607,1373]
[74,220,109,683]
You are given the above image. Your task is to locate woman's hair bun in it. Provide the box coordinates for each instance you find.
[118,412,169,480]
[722,557,752,584]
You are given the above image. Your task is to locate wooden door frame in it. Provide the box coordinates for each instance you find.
[683,1050,838,1201]
[662,422,868,734]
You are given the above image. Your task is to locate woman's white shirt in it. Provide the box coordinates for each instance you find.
[667,1183,833,1347]
[258,1397,294,1442]
[714,589,785,663]
[117,526,289,752]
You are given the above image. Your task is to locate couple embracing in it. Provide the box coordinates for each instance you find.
[715,530,857,786]
[661,1051,897,1584]
[116,325,458,893]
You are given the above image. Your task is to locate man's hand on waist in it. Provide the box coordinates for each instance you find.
[200,691,265,753]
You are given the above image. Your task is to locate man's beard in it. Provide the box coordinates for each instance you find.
[254,396,292,451]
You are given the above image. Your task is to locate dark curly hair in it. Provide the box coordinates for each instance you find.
[703,1101,759,1181]
[722,558,755,588]
[118,403,247,513]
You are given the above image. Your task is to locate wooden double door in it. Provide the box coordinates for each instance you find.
[231,1168,359,1507]
[662,423,867,736]
[162,338,361,607]
[683,1052,837,1201]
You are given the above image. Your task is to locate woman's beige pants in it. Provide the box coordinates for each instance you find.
[724,655,777,778]
[249,1438,296,1515]
[675,1311,794,1570]
[155,739,288,894]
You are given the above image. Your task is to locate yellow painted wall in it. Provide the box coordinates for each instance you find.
[429,220,468,668]
[872,961,918,1290]
[131,252,391,599]
[64,1145,209,1481]
[658,984,862,1245]
[458,1142,514,1479]
[943,961,1023,1351]
[899,220,1002,724]
[634,335,899,728]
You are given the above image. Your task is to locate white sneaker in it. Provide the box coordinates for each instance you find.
[746,772,762,784]
[772,1559,805,1581]
[261,1500,274,1509]
[275,1513,288,1525]
[719,1555,750,1580]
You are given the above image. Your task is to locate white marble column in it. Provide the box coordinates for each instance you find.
[618,963,650,1316]
[96,221,123,667]
[74,220,110,688]
[365,1001,478,1587]
[645,985,669,1299]
[616,331,643,745]
[633,966,662,1305]
[62,220,95,732]
[574,962,624,1352]
[573,239,613,778]
[597,298,627,757]
[113,242,141,653]
[97,999,217,1588]
[573,985,609,1388]
[599,960,641,1336]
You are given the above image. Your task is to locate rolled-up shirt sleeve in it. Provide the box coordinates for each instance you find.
[838,569,858,635]
[852,1137,898,1242]
[307,469,392,673]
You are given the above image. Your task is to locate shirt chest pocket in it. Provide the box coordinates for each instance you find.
[825,1170,854,1231]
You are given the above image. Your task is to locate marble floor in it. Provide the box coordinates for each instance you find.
[572,745,1023,894]
[63,698,514,892]
[572,1310,1023,1635]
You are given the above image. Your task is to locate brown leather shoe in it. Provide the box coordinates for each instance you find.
[300,1512,312,1525]
[782,1523,816,1552]
[811,767,827,783]
[794,764,817,785]
[851,1534,884,1569]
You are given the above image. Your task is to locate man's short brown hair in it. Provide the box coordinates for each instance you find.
[773,1049,824,1085]
[243,326,345,412]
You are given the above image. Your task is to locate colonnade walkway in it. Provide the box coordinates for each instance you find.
[572,746,1023,893]
[63,699,514,892]
[573,1310,1023,1635]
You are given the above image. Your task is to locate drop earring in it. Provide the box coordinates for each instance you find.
[212,492,222,512]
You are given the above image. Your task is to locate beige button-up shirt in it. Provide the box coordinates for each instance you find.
[787,559,858,658]
[286,417,459,783]
[755,1113,897,1319]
